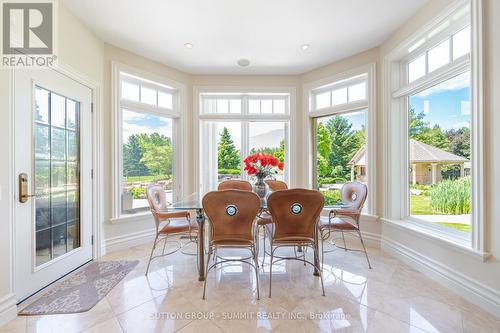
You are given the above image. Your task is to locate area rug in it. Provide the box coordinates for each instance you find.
[19,260,139,315]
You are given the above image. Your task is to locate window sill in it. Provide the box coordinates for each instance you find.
[110,211,152,224]
[381,217,490,262]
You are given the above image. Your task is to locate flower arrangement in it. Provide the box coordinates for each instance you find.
[243,153,284,179]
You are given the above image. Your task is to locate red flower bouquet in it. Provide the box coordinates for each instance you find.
[243,153,284,179]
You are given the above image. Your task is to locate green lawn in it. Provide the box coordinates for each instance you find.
[436,222,471,232]
[410,195,442,215]
[410,195,470,232]
[124,175,169,184]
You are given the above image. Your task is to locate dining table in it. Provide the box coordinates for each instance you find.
[170,192,351,281]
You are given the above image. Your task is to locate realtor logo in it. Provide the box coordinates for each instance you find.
[1,0,57,68]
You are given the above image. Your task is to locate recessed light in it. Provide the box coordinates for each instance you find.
[184,43,193,49]
[301,44,310,50]
[237,59,250,67]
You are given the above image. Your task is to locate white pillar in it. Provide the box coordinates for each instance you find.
[351,167,355,182]
[412,163,417,185]
[460,163,465,177]
[431,163,438,184]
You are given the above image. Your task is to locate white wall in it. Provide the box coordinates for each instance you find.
[0,1,104,325]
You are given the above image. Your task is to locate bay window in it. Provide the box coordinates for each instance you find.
[112,65,183,218]
[198,91,290,194]
[309,69,374,213]
[385,0,484,249]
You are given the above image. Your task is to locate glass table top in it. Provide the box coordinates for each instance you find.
[170,192,352,210]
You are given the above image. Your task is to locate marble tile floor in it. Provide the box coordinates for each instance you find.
[2,234,499,333]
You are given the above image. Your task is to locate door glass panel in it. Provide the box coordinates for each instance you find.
[34,86,81,266]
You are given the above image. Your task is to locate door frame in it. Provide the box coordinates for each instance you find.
[8,61,103,302]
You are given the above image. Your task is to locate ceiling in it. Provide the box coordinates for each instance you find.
[63,0,428,75]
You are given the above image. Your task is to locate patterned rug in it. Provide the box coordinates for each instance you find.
[19,260,139,315]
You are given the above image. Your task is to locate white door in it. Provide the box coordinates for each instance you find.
[14,68,93,301]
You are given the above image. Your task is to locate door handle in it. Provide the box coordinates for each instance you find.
[19,173,35,203]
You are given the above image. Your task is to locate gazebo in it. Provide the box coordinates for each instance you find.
[349,140,469,185]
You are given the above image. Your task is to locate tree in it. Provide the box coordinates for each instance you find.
[409,108,428,137]
[445,127,470,159]
[218,127,240,169]
[140,143,173,176]
[123,134,150,177]
[316,123,331,159]
[274,140,285,163]
[414,125,449,150]
[324,116,364,179]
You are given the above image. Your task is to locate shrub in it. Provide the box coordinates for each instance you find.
[430,176,471,214]
[218,168,241,175]
[130,187,146,199]
[318,177,347,186]
[322,189,342,205]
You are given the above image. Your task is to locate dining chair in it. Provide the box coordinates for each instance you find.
[217,179,252,191]
[145,184,198,275]
[265,180,288,191]
[318,182,372,269]
[202,189,261,299]
[257,180,288,266]
[266,188,325,297]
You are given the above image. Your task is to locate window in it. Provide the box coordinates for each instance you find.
[198,92,290,193]
[309,72,372,211]
[407,21,470,83]
[407,72,471,234]
[385,4,482,241]
[116,70,180,216]
[311,75,367,111]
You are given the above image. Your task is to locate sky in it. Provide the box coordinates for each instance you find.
[409,72,471,131]
[122,109,172,143]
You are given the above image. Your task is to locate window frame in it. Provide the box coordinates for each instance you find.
[110,62,187,222]
[382,0,485,254]
[304,64,377,215]
[194,86,294,194]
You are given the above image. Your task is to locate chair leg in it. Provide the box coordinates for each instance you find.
[161,235,168,255]
[320,229,325,271]
[268,246,275,298]
[145,233,159,275]
[357,230,372,269]
[202,247,213,300]
[261,226,266,268]
[341,230,347,251]
[252,246,260,300]
[313,244,326,296]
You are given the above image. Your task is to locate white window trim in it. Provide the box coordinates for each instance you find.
[303,63,377,216]
[110,62,187,223]
[382,0,487,258]
[193,86,296,193]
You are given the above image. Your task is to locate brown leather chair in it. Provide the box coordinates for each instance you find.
[318,182,371,269]
[217,179,252,191]
[257,180,288,266]
[265,180,288,191]
[265,189,325,297]
[145,185,198,275]
[202,189,261,299]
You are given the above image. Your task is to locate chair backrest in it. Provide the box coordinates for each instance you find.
[267,189,324,242]
[202,190,260,243]
[146,184,168,226]
[218,179,252,191]
[341,182,368,211]
[265,180,288,191]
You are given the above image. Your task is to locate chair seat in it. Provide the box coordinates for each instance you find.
[211,239,254,246]
[256,212,273,225]
[319,216,357,230]
[263,223,314,244]
[159,217,198,234]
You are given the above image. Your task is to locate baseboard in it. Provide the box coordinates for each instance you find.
[104,228,156,254]
[0,294,17,327]
[382,236,500,319]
